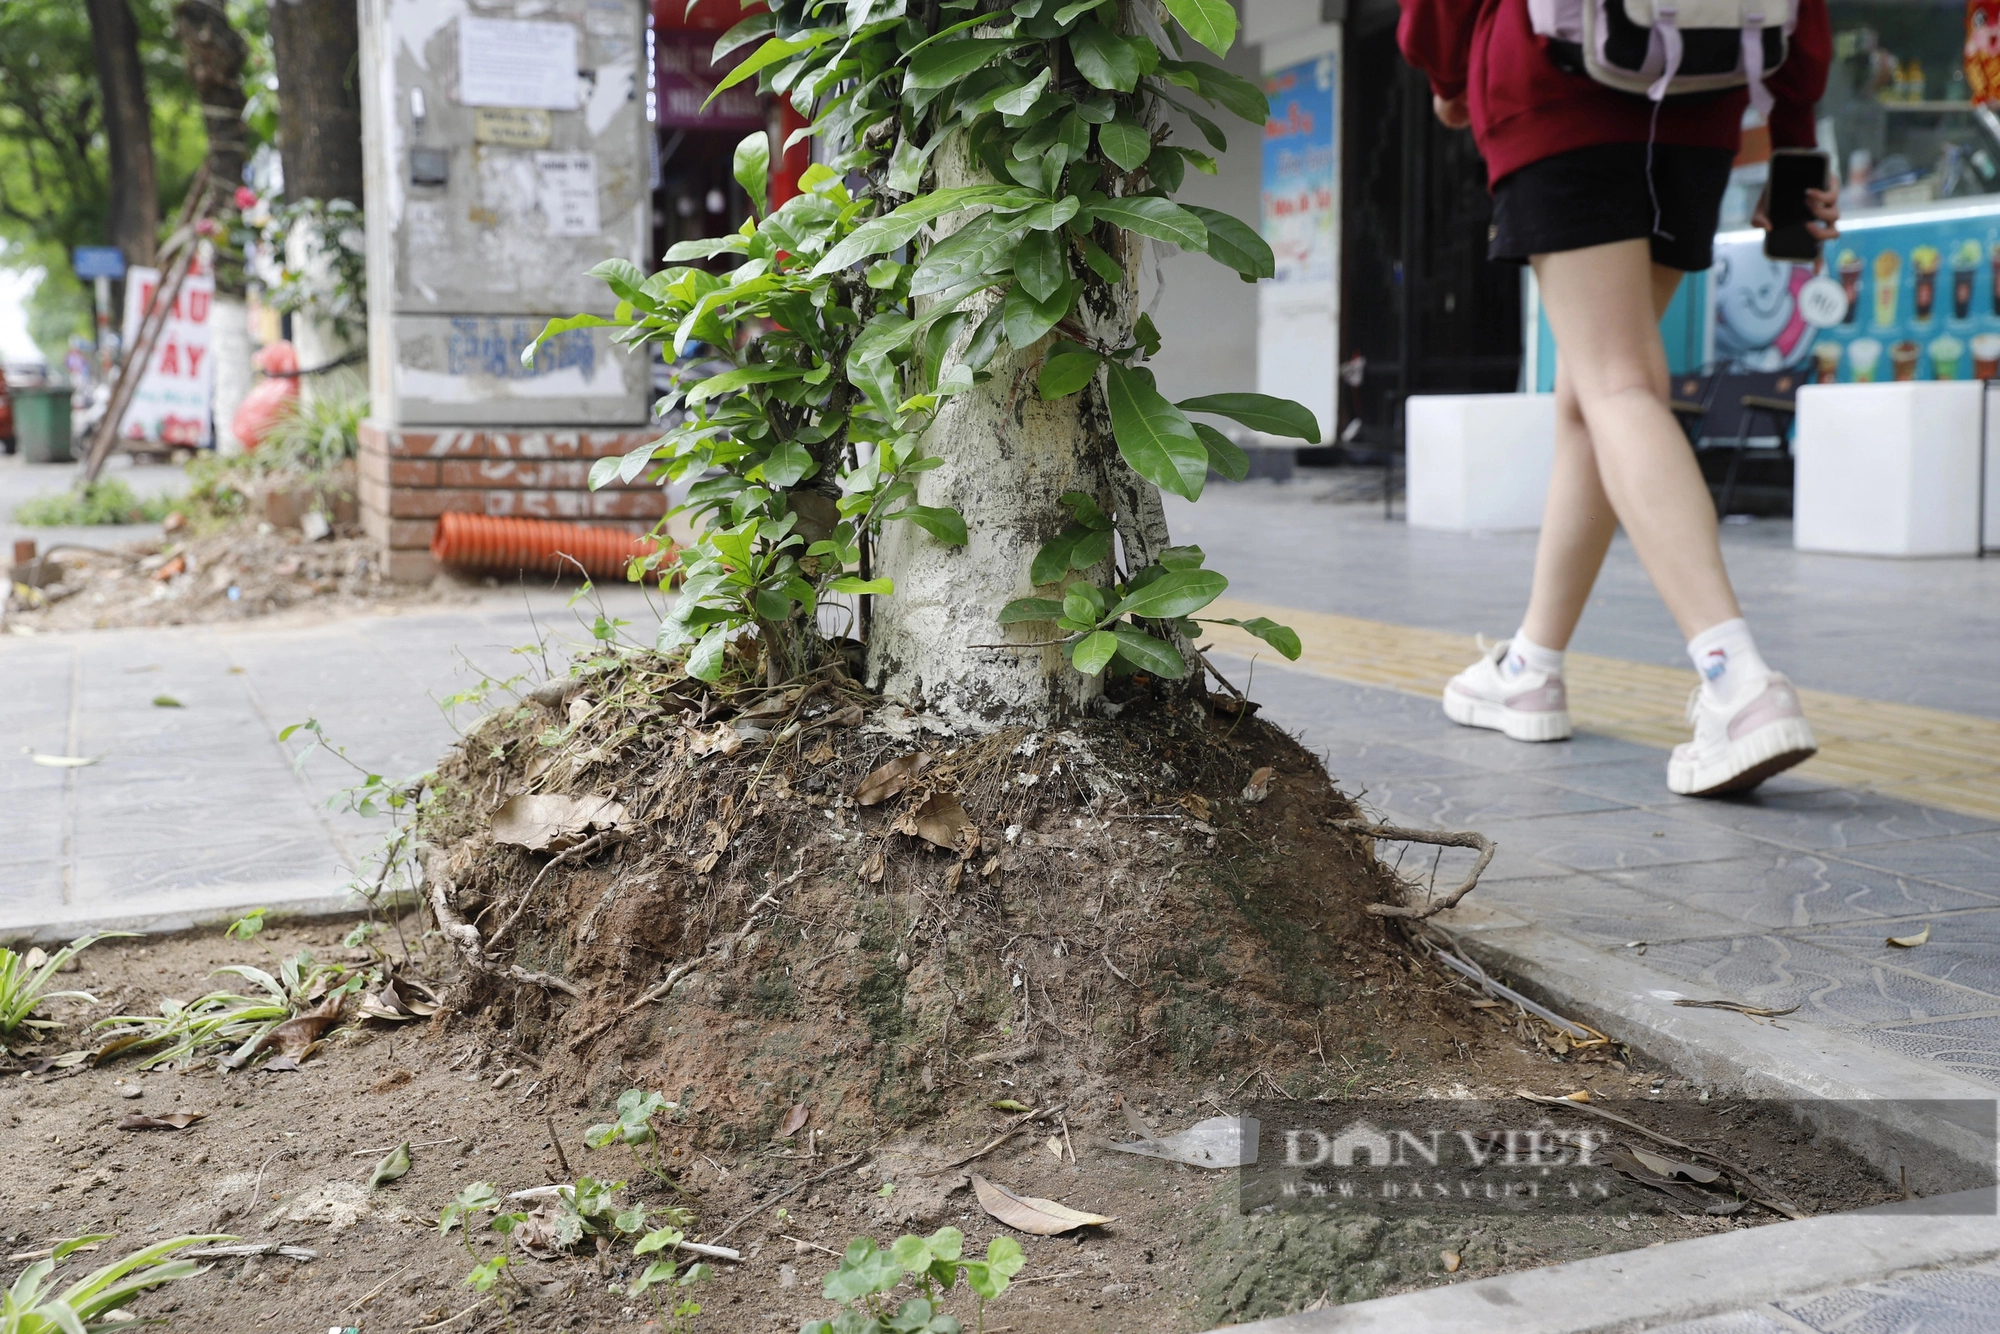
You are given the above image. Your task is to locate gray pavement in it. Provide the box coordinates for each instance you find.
[2,452,187,560]
[1167,479,2000,718]
[1235,1188,2000,1334]
[0,585,659,937]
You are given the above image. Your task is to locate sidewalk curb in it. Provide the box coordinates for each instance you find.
[0,888,390,944]
[1226,1188,2000,1333]
[1436,902,1998,1194]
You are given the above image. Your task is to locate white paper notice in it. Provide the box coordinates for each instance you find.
[535,151,600,237]
[458,16,579,110]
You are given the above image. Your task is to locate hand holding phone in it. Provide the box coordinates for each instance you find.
[1762,149,1838,263]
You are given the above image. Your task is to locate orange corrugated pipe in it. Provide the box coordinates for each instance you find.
[430,513,672,581]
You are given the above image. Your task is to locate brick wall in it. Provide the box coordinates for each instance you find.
[359,421,669,581]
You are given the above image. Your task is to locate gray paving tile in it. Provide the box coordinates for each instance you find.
[1861,1016,2000,1088]
[70,833,345,907]
[2,785,68,866]
[1547,759,1836,809]
[1649,1310,1793,1334]
[0,861,65,911]
[1632,933,2000,1028]
[1401,726,1668,774]
[1481,873,1763,946]
[1361,771,1633,827]
[1305,737,1488,786]
[1777,1258,2000,1330]
[1792,911,2000,1003]
[1597,853,2000,931]
[1842,835,2000,895]
[1663,788,2000,854]
[1465,808,1769,874]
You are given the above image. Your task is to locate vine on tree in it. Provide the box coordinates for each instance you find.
[529,0,1311,687]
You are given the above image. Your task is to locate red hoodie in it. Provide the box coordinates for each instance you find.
[1397,0,1831,187]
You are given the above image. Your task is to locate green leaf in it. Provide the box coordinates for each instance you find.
[908,37,1021,89]
[368,1141,411,1189]
[686,627,729,682]
[1109,567,1227,619]
[1070,21,1140,91]
[1089,196,1207,250]
[815,185,1044,274]
[733,131,770,217]
[1104,363,1207,501]
[887,505,969,546]
[1207,615,1303,660]
[909,210,1030,296]
[1160,0,1237,55]
[1030,528,1083,585]
[1158,543,1207,569]
[685,364,802,406]
[708,32,834,103]
[993,68,1053,116]
[1001,278,1071,349]
[1038,344,1102,399]
[1097,117,1152,172]
[1192,422,1249,481]
[824,1238,904,1303]
[757,440,818,488]
[1070,629,1118,675]
[1013,230,1066,303]
[1177,391,1321,442]
[1111,625,1188,678]
[998,596,1065,624]
[521,313,613,370]
[828,575,894,595]
[1063,587,1102,626]
[1183,204,1275,281]
[712,12,776,60]
[1059,489,1113,530]
[1162,58,1269,122]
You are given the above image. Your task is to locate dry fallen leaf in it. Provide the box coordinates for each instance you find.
[223,993,345,1070]
[1441,1250,1461,1273]
[1180,793,1212,821]
[804,740,837,766]
[490,793,627,853]
[1242,766,1274,803]
[29,753,103,768]
[913,792,976,853]
[988,1099,1032,1114]
[1630,1148,1721,1184]
[821,702,865,728]
[1887,924,1932,948]
[739,689,802,720]
[777,1104,810,1139]
[1562,1090,1590,1103]
[1046,1136,1064,1159]
[685,721,743,759]
[855,753,933,806]
[971,1174,1115,1236]
[116,1112,204,1131]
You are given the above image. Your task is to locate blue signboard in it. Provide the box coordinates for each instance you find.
[72,246,126,280]
[1710,199,2000,383]
[1261,53,1338,288]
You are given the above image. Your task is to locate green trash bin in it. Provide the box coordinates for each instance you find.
[13,387,74,464]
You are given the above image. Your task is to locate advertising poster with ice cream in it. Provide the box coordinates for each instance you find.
[1710,202,2000,385]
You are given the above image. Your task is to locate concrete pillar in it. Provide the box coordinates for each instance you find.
[358,0,667,580]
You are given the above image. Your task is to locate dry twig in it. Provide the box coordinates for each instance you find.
[1333,819,1496,919]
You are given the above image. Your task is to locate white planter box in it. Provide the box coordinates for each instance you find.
[1794,382,1983,558]
[1406,393,1556,532]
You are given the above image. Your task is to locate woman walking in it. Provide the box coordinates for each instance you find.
[1399,0,1839,795]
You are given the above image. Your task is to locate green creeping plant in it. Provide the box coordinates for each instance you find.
[530,0,1306,685]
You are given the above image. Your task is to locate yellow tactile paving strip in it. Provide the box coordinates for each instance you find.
[1202,598,2000,822]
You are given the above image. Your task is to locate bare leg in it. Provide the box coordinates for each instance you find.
[1529,241,1742,641]
[1520,261,1692,649]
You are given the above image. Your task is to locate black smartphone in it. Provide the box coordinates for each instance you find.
[1764,149,1830,263]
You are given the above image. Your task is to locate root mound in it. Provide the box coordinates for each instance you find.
[420,661,1419,1148]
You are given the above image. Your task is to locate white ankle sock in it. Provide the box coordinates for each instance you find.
[1502,628,1564,680]
[1686,618,1771,707]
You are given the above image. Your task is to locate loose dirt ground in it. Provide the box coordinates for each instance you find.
[1,918,1907,1333]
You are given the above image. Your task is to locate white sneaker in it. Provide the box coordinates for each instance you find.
[1442,640,1573,742]
[1668,673,1818,796]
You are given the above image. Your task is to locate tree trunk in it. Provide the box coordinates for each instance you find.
[85,0,158,268]
[268,0,364,203]
[866,146,1147,730]
[173,0,249,195]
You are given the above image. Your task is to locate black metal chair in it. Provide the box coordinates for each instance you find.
[1704,371,1801,517]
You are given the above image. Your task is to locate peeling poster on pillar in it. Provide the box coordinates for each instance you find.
[534,151,600,237]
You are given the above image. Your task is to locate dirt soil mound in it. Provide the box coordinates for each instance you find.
[421,657,1422,1147]
[5,523,443,632]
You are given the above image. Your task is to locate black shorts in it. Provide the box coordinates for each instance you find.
[1488,142,1736,272]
